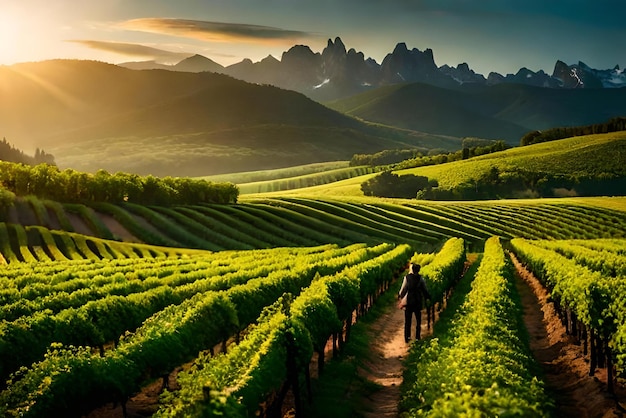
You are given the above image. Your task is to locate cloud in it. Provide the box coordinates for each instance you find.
[119,18,315,45]
[69,40,192,62]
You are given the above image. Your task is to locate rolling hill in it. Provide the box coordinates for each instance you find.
[240,131,626,199]
[327,82,626,143]
[1,135,626,416]
[0,60,460,177]
[397,131,626,195]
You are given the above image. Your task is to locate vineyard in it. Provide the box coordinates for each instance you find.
[3,195,626,259]
[1,192,626,416]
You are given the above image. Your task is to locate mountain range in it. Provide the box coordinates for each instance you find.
[2,39,626,178]
[121,37,626,101]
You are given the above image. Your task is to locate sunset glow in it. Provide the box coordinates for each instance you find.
[0,1,624,76]
[0,7,23,61]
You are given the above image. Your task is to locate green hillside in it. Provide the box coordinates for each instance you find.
[396,131,626,198]
[236,132,625,199]
[327,83,530,142]
[327,82,626,143]
[199,161,351,184]
[0,60,460,177]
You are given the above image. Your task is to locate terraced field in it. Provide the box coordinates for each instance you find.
[2,196,625,263]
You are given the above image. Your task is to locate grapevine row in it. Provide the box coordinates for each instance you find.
[0,243,410,417]
[531,239,626,277]
[510,238,626,391]
[0,244,377,382]
[155,244,412,417]
[419,236,466,305]
[400,237,551,416]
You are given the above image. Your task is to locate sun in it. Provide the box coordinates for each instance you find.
[0,7,23,64]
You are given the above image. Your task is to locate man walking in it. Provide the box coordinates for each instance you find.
[398,263,430,343]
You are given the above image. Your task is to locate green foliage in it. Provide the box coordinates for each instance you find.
[64,203,115,240]
[88,201,180,247]
[150,206,252,250]
[0,162,238,205]
[361,171,436,198]
[350,149,428,167]
[188,204,296,247]
[511,238,626,345]
[0,188,15,221]
[420,237,466,304]
[2,196,626,263]
[353,140,508,171]
[121,203,215,250]
[510,237,626,386]
[400,132,626,200]
[0,239,411,417]
[22,196,51,227]
[401,237,552,416]
[520,117,626,146]
[156,244,410,417]
[239,166,378,194]
[201,161,351,184]
[155,296,308,418]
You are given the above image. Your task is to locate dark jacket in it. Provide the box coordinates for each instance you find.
[399,273,430,309]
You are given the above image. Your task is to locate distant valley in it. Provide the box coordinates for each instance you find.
[0,60,458,176]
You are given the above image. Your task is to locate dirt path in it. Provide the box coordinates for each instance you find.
[358,254,626,418]
[357,294,437,417]
[357,304,411,417]
[511,252,625,418]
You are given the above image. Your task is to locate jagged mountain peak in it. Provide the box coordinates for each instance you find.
[393,42,408,54]
[121,37,624,101]
[439,62,486,84]
[328,36,346,50]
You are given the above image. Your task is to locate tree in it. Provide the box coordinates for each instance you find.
[361,171,434,198]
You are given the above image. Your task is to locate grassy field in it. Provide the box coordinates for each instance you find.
[199,161,351,184]
[396,132,626,190]
[242,131,626,199]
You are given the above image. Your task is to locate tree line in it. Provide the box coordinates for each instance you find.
[520,117,626,146]
[0,161,239,208]
[417,167,626,200]
[351,140,508,169]
[0,137,56,166]
[361,165,625,201]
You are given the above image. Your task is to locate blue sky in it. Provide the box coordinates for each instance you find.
[1,0,624,75]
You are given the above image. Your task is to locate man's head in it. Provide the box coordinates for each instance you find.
[411,263,421,274]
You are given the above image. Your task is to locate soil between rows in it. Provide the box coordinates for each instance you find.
[353,254,625,417]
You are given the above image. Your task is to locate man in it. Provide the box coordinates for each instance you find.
[398,263,430,343]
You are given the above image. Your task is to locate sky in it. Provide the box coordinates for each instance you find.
[1,0,625,76]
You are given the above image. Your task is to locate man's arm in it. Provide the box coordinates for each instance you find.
[398,276,408,299]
